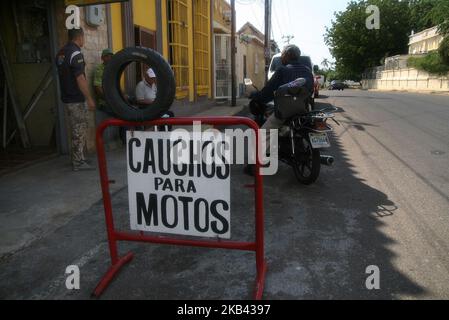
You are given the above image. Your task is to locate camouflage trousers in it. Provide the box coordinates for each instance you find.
[65,103,89,166]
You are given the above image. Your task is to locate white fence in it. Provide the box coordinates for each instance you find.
[362,68,449,92]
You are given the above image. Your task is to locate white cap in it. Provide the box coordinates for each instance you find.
[146,68,156,78]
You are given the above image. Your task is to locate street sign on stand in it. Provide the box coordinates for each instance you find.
[127,131,231,239]
[93,117,267,300]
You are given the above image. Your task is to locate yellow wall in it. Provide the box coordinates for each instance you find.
[161,0,169,59]
[110,3,123,53]
[133,0,157,31]
[188,0,194,101]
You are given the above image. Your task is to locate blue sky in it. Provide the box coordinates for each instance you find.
[235,0,351,67]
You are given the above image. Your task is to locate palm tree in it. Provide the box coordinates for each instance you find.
[321,58,330,70]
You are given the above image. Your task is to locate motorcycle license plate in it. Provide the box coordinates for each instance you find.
[309,132,331,149]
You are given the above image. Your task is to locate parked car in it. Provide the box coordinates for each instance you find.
[328,80,345,91]
[344,80,361,88]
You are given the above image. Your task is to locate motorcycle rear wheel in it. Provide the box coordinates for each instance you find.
[292,137,321,185]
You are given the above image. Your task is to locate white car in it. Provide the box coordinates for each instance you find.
[268,53,318,107]
[268,53,314,80]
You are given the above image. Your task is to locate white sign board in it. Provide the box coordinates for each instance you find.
[127,131,231,239]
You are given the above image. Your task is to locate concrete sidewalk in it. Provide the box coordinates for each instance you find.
[0,101,246,260]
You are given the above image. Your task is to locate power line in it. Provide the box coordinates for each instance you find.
[272,2,284,40]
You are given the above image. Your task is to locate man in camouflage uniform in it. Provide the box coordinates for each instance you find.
[56,28,96,171]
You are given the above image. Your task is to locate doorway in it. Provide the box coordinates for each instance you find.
[0,0,58,175]
[214,34,231,99]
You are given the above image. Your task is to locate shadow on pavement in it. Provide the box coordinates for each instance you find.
[0,100,425,300]
[257,99,425,299]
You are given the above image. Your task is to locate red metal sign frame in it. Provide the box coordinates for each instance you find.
[93,117,267,300]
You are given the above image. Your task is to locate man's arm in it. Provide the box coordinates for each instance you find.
[76,74,96,110]
[251,70,283,104]
[93,66,104,99]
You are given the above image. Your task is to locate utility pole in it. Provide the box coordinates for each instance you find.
[282,35,295,45]
[264,0,272,83]
[231,0,237,106]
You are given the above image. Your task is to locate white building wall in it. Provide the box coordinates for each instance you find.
[362,68,449,92]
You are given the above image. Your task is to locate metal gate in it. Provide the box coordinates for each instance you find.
[168,0,189,99]
[194,0,210,97]
[214,34,232,99]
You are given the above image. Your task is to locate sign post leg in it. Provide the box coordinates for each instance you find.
[93,124,135,298]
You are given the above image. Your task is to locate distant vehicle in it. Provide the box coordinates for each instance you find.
[268,53,318,106]
[344,80,361,88]
[329,80,345,91]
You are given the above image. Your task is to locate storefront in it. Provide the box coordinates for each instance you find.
[0,0,120,173]
[0,0,216,174]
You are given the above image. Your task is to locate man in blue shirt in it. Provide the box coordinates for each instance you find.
[250,45,314,105]
[245,45,314,176]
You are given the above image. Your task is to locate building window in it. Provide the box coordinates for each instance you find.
[168,0,189,99]
[194,0,210,96]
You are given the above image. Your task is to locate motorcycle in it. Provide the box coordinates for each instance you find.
[245,78,338,185]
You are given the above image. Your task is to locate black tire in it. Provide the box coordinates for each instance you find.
[292,136,321,185]
[102,47,176,121]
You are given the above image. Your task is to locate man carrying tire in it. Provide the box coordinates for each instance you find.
[56,27,96,172]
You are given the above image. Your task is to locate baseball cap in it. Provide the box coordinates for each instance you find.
[101,48,114,57]
[146,68,156,78]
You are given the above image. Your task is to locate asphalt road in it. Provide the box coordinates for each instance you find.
[310,89,449,299]
[0,89,448,300]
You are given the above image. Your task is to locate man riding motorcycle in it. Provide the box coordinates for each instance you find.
[245,45,314,176]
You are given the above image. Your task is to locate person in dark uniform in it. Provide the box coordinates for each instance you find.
[56,28,96,171]
[245,45,314,176]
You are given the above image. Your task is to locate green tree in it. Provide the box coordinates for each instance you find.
[321,58,331,70]
[428,0,449,35]
[439,36,449,64]
[408,51,449,75]
[409,0,439,32]
[325,0,412,79]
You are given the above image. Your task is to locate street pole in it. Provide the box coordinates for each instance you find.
[264,0,272,84]
[231,0,237,107]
